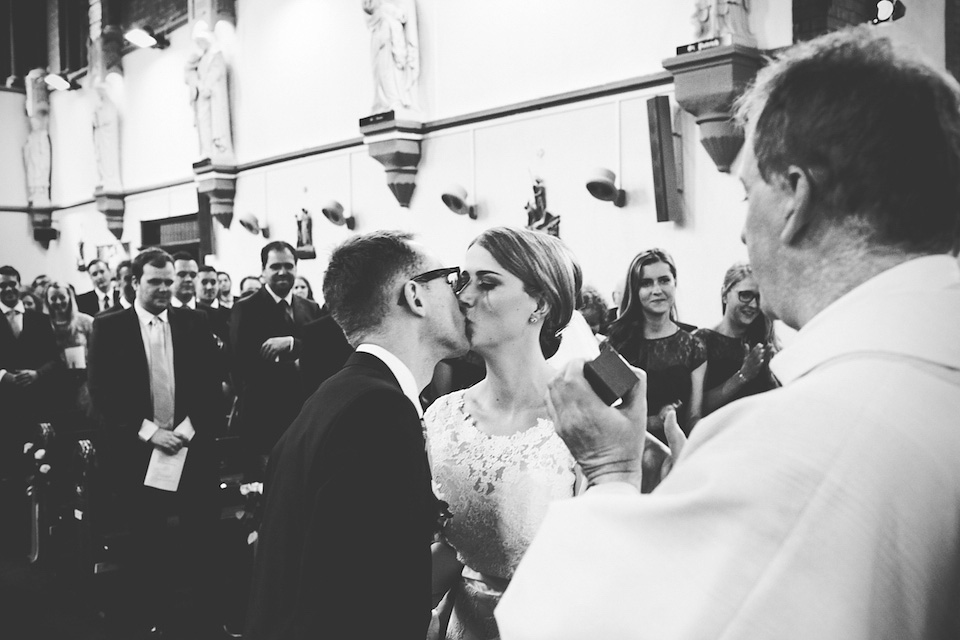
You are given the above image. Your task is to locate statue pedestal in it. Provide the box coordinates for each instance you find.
[359,111,423,208]
[662,43,763,173]
[193,158,237,228]
[94,188,126,240]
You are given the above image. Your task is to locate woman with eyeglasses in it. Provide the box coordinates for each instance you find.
[694,262,779,416]
[424,226,583,640]
[605,248,707,438]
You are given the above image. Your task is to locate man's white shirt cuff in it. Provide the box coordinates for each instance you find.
[138,419,160,442]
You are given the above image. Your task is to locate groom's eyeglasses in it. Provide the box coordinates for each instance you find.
[398,267,467,305]
[737,291,760,304]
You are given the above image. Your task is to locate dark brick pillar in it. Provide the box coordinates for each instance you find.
[947,0,960,80]
[794,0,876,42]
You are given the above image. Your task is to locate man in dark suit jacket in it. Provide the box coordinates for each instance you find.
[298,306,353,398]
[0,265,61,550]
[229,241,322,477]
[245,231,469,640]
[88,249,221,637]
[76,259,118,316]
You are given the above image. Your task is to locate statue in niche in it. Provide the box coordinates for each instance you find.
[185,20,234,163]
[693,0,754,44]
[295,208,316,259]
[23,69,52,208]
[88,26,125,193]
[524,178,560,238]
[362,0,420,115]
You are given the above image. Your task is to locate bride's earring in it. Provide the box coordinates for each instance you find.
[528,314,539,324]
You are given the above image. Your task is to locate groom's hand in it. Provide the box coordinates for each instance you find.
[546,360,647,491]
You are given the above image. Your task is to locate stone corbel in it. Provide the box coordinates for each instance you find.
[30,208,58,248]
[360,111,423,208]
[662,42,763,173]
[193,158,237,228]
[95,188,126,240]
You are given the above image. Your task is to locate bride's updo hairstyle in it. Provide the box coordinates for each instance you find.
[470,226,581,358]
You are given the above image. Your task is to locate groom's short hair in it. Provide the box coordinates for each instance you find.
[322,230,424,346]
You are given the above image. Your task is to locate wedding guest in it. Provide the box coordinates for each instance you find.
[113,259,135,310]
[76,259,116,316]
[497,27,960,639]
[291,275,314,301]
[577,285,610,336]
[237,276,262,300]
[19,290,42,314]
[45,282,95,425]
[0,265,60,549]
[217,271,234,309]
[229,242,322,479]
[605,249,706,436]
[694,262,779,415]
[30,274,51,301]
[88,249,221,638]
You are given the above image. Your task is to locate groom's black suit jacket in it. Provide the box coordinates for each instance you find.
[245,351,437,640]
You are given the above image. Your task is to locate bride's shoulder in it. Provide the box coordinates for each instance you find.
[423,388,468,426]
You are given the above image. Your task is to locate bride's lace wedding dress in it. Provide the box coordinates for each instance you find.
[424,390,576,640]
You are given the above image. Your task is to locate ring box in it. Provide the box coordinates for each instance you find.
[583,343,639,406]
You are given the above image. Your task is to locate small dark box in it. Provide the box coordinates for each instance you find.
[583,344,639,406]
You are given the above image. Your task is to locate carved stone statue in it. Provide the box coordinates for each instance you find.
[693,0,754,45]
[295,208,316,259]
[185,20,234,162]
[23,69,51,207]
[362,0,420,114]
[88,27,124,193]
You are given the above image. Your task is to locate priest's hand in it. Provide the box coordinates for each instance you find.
[546,360,647,491]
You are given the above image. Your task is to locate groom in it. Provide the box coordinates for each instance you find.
[245,231,469,639]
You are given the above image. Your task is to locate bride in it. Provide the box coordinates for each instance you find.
[424,226,583,639]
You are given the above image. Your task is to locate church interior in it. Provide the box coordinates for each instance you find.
[0,0,953,638]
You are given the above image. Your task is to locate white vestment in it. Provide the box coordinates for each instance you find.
[497,255,960,640]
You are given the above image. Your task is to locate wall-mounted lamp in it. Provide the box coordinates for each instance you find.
[238,212,270,238]
[873,0,906,23]
[440,185,478,219]
[44,72,79,91]
[124,26,169,49]
[585,168,626,207]
[321,200,357,230]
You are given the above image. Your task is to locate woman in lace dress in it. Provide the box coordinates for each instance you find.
[424,226,581,640]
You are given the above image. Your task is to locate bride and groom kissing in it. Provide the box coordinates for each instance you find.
[245,226,612,639]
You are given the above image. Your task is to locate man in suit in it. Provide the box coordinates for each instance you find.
[245,231,469,640]
[197,264,234,427]
[216,271,234,309]
[169,252,201,311]
[114,259,135,310]
[88,249,221,638]
[196,265,231,341]
[0,265,60,550]
[298,307,353,398]
[76,259,117,316]
[229,241,322,478]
